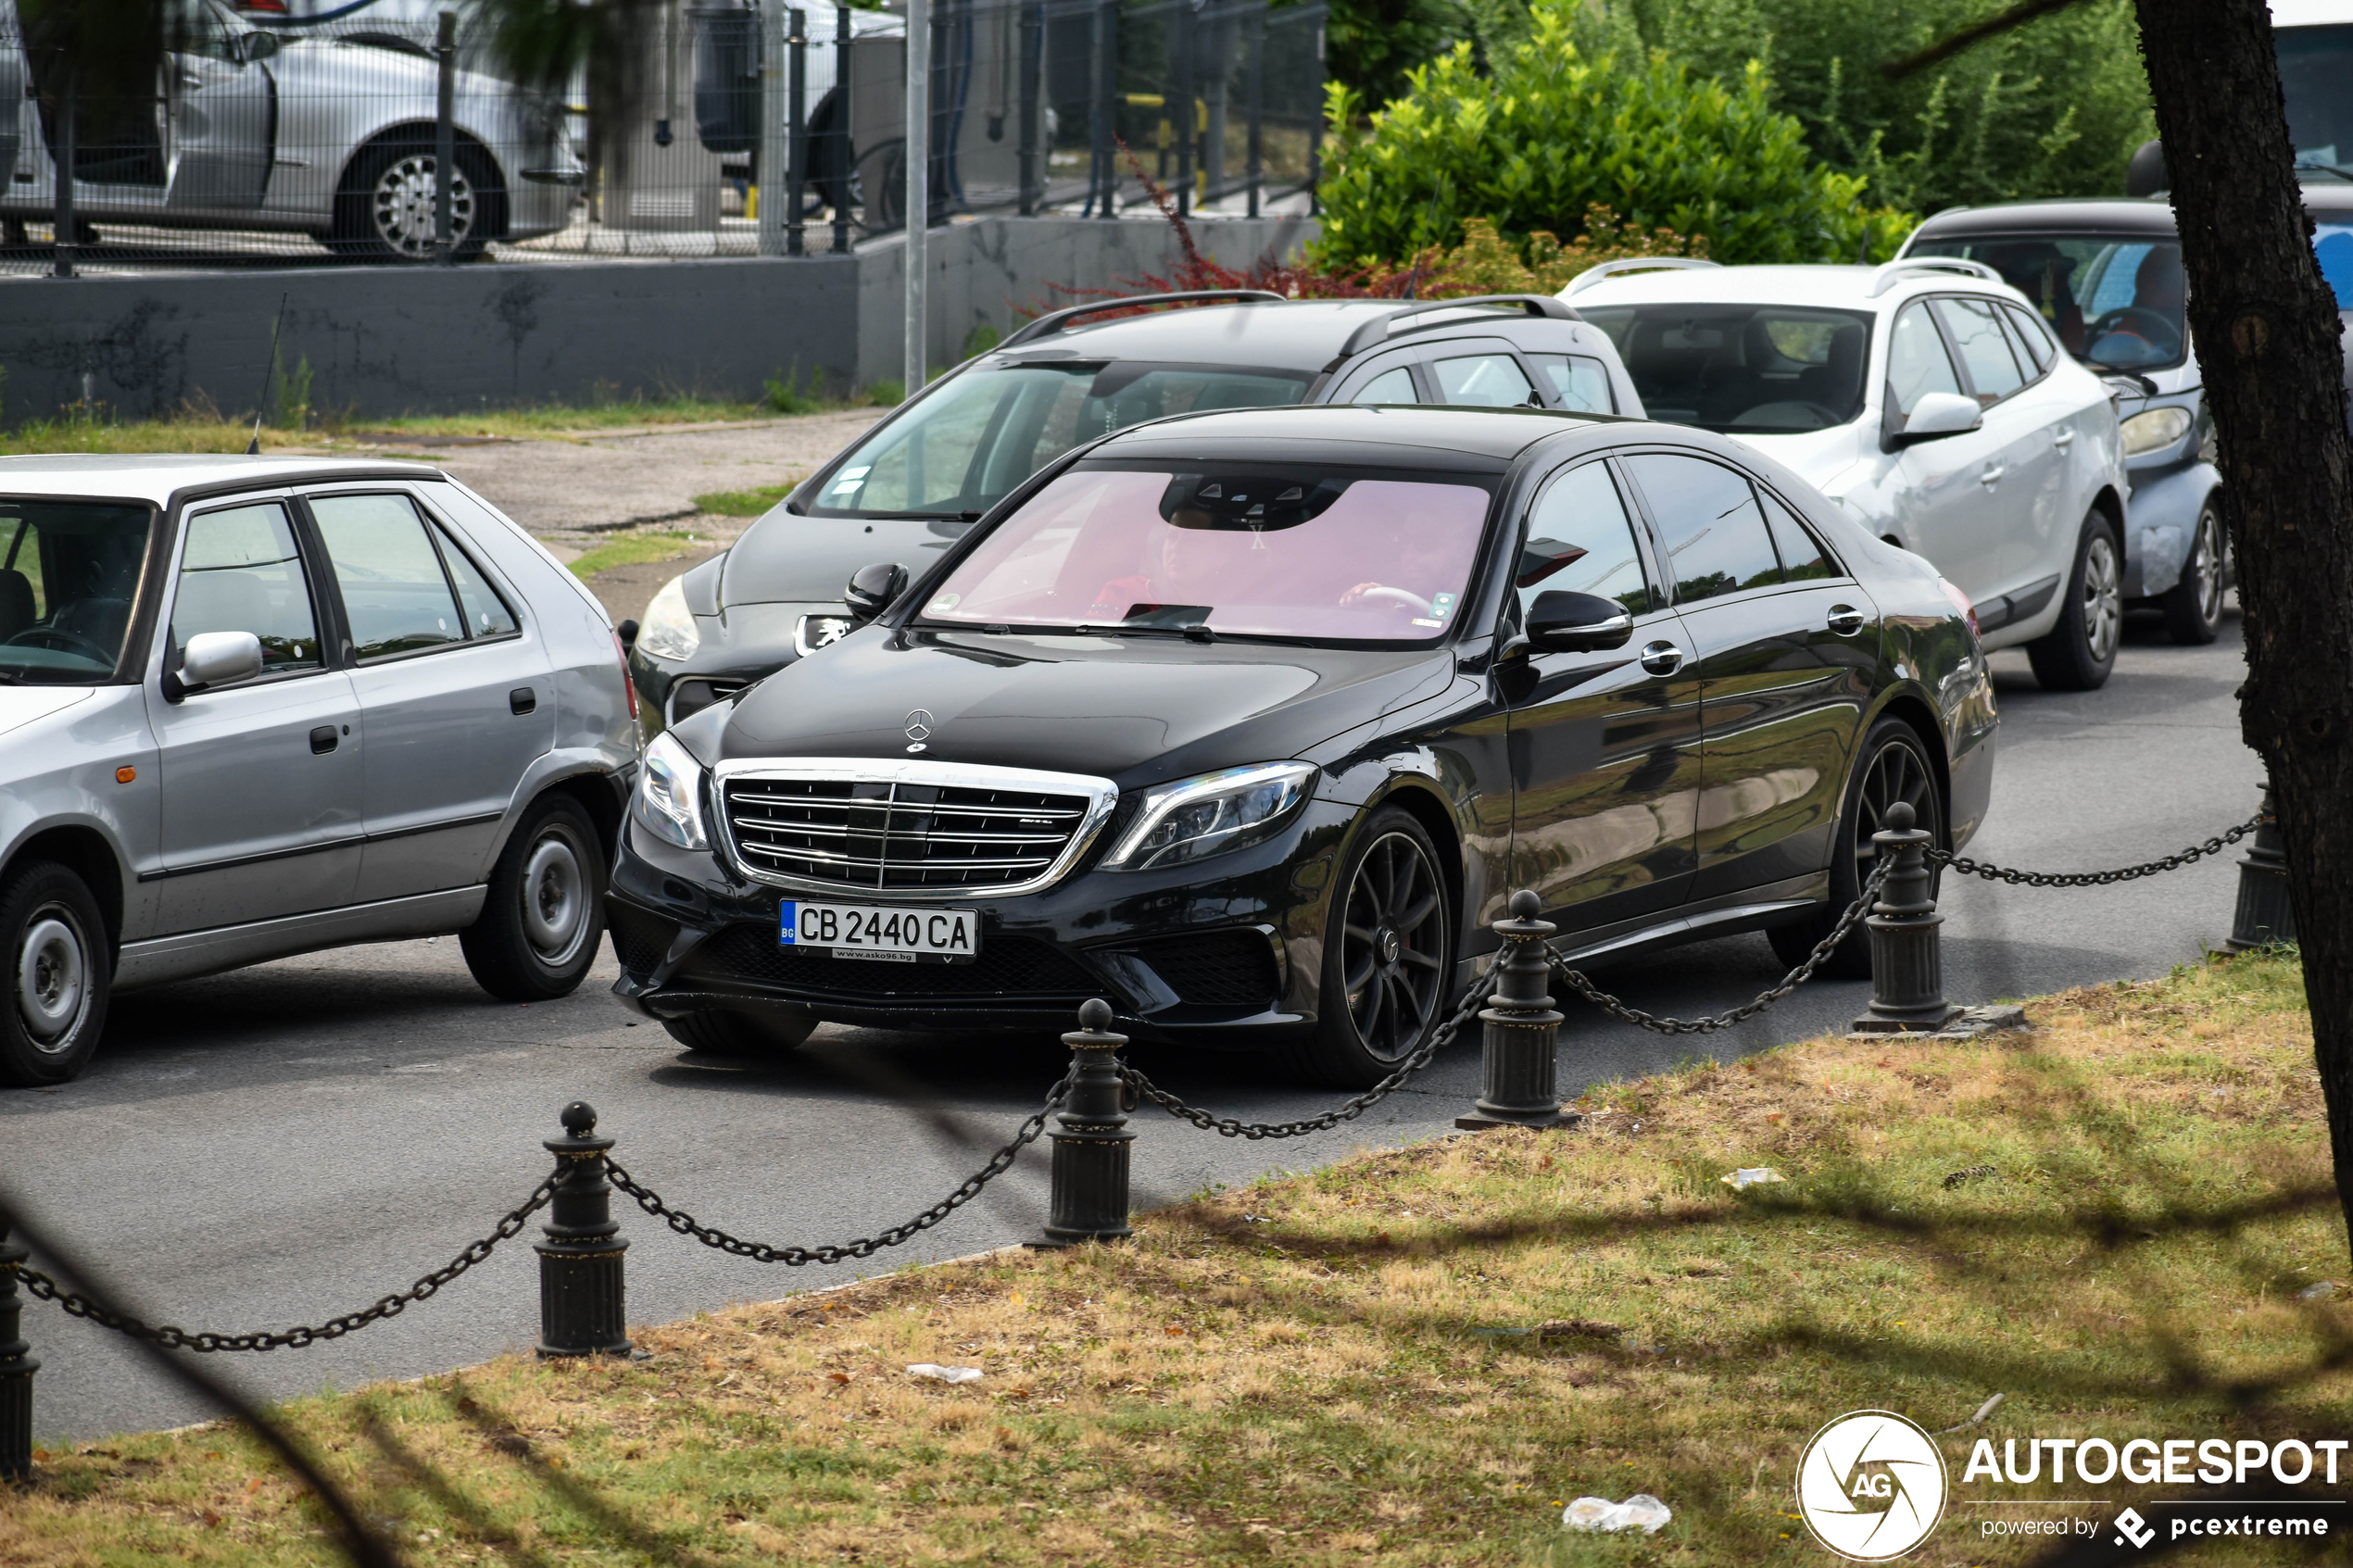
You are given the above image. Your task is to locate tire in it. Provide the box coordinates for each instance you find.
[2160,500,2226,646]
[1278,807,1455,1088]
[2025,512,2124,691]
[1768,718,1944,981]
[0,860,110,1087]
[661,1008,819,1055]
[461,796,608,1002]
[329,134,505,261]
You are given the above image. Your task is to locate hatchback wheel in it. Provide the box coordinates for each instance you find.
[1284,808,1455,1088]
[0,860,110,1087]
[330,136,502,261]
[2160,501,2226,646]
[1768,718,1943,981]
[2026,513,2123,691]
[462,796,609,1002]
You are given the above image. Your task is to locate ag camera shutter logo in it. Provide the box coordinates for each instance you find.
[1796,1411,1948,1560]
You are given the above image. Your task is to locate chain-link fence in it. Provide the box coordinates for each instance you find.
[0,0,1323,279]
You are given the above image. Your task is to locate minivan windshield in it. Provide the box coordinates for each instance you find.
[0,500,154,684]
[916,462,1494,644]
[1577,305,1873,433]
[2281,22,2353,184]
[1905,235,2191,368]
[808,362,1312,520]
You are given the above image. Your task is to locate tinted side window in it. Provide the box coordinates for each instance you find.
[433,523,520,637]
[311,493,466,660]
[171,502,322,672]
[1622,453,1783,605]
[1933,296,2027,404]
[1758,490,1835,582]
[1529,353,1615,413]
[1518,461,1652,621]
[1888,302,1964,417]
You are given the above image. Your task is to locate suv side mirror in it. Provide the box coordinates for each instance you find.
[843,562,909,624]
[236,30,281,63]
[1527,590,1634,651]
[163,630,264,702]
[1891,391,1984,448]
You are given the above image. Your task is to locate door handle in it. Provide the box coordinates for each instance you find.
[1639,640,1685,676]
[510,686,537,716]
[1978,467,2005,486]
[1826,605,1868,636]
[2053,428,2075,448]
[309,725,339,755]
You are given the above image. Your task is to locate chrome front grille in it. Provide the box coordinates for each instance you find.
[715,760,1118,897]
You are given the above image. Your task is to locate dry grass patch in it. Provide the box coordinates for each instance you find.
[4,951,2345,1565]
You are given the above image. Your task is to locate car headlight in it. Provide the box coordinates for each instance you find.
[638,573,700,663]
[633,732,710,849]
[2120,405,2194,457]
[1101,761,1317,872]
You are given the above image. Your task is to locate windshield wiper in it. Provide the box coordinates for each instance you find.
[1076,622,1215,643]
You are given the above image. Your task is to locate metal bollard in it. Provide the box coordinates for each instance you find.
[2227,783,2297,951]
[1032,999,1134,1248]
[1457,890,1579,1131]
[1851,801,1963,1034]
[536,1103,632,1358]
[0,1218,34,1480]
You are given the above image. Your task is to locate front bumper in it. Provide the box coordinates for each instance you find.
[605,799,1356,1046]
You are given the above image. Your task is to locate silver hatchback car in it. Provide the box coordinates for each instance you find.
[0,457,637,1086]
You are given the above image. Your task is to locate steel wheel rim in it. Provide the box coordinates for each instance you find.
[522,832,589,965]
[2083,533,2122,663]
[372,154,475,257]
[1852,741,1934,886]
[17,905,90,1051]
[2192,508,2224,625]
[1339,832,1446,1064]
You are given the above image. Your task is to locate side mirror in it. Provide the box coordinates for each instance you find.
[163,630,264,702]
[1891,392,1984,448]
[1526,590,1634,652]
[237,30,281,63]
[616,617,639,648]
[843,561,909,624]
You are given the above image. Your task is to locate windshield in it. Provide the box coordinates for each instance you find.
[2282,22,2353,185]
[1578,305,1873,433]
[0,500,154,684]
[916,463,1494,644]
[810,362,1312,519]
[1906,235,2191,368]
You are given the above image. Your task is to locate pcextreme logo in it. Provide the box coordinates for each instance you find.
[1795,1411,1949,1562]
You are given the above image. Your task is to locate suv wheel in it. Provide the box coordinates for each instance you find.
[2026,512,2123,691]
[1768,717,1943,981]
[462,796,608,1002]
[1280,808,1456,1088]
[0,861,110,1087]
[2160,501,2226,646]
[661,1008,820,1055]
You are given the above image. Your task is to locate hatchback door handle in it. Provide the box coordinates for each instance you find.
[309,725,339,755]
[2053,428,2075,448]
[1639,640,1685,676]
[510,686,537,715]
[1978,467,2005,486]
[1826,605,1868,636]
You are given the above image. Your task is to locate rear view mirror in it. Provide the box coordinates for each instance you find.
[163,630,264,701]
[843,562,909,624]
[1526,590,1634,651]
[1892,392,1984,447]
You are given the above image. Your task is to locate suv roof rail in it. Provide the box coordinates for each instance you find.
[999,289,1286,349]
[1867,257,2003,297]
[1561,257,1721,296]
[1335,293,1580,358]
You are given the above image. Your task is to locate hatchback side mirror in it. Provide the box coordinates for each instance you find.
[163,630,264,702]
[1891,391,1984,447]
[1527,590,1634,651]
[236,30,281,63]
[844,561,909,624]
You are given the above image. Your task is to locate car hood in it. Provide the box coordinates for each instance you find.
[714,628,1455,788]
[723,510,977,608]
[1725,421,1868,487]
[0,686,93,745]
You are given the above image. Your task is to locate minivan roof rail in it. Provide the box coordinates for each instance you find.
[1335,293,1580,358]
[999,289,1285,349]
[1867,257,2003,296]
[1561,257,1722,296]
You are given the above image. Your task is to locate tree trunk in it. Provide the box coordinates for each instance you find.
[2134,1,2353,1249]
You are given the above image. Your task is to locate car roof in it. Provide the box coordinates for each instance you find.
[1088,402,1614,468]
[0,454,443,504]
[1564,262,2016,312]
[1000,298,1572,370]
[1909,197,2182,240]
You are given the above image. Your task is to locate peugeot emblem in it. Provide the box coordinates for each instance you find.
[904,709,935,743]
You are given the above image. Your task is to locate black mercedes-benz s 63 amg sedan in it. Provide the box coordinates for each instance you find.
[607,404,1997,1085]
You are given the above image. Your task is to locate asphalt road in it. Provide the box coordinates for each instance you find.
[5,610,2264,1443]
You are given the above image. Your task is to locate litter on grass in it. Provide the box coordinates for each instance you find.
[2296,1281,2342,1301]
[1563,1494,1673,1534]
[1720,1167,1785,1190]
[906,1363,983,1384]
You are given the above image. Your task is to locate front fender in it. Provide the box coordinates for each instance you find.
[2122,461,2221,598]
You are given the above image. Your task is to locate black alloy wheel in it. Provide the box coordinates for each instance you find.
[1287,807,1455,1087]
[0,859,110,1087]
[662,1007,820,1055]
[2026,511,2124,691]
[1768,717,1943,981]
[462,794,610,1002]
[2160,500,2227,646]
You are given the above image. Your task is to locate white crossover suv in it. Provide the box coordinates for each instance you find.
[1566,257,2132,688]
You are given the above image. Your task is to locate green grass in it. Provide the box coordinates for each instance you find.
[5,952,2342,1566]
[690,483,795,518]
[564,530,703,581]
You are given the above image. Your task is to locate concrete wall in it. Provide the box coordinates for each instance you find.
[0,214,1318,424]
